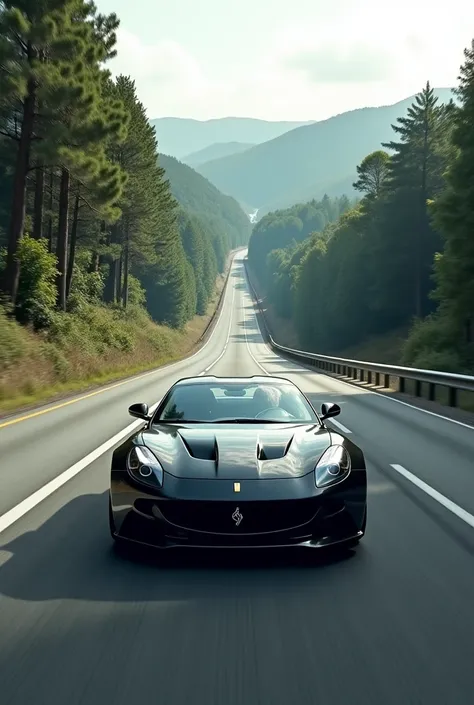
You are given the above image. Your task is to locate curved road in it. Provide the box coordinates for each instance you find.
[1,252,474,704]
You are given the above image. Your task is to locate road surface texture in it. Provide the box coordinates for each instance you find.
[1,252,474,705]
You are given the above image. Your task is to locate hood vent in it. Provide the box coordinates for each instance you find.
[178,431,218,461]
[178,429,296,464]
[257,435,294,461]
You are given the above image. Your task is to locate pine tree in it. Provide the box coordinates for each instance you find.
[0,0,85,302]
[41,13,127,309]
[0,0,127,308]
[105,76,178,309]
[431,41,474,347]
[381,82,455,317]
[143,233,192,328]
[179,211,217,315]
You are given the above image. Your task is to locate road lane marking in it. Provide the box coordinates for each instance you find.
[199,285,235,375]
[367,386,474,431]
[0,259,237,431]
[242,292,268,374]
[0,412,156,536]
[390,464,474,529]
[329,419,352,434]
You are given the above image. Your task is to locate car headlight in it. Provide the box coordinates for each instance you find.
[315,445,351,488]
[127,445,164,488]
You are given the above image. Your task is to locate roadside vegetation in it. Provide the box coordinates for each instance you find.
[0,271,226,414]
[0,1,249,414]
[248,41,474,375]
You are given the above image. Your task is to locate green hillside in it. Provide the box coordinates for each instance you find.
[150,116,313,158]
[196,89,456,212]
[158,154,251,259]
[183,142,255,167]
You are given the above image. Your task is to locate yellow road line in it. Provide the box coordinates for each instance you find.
[0,368,160,430]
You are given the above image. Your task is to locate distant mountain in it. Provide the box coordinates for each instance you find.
[150,117,313,159]
[158,153,251,249]
[183,142,255,168]
[195,88,456,213]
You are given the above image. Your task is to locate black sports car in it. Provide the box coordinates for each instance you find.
[109,376,367,552]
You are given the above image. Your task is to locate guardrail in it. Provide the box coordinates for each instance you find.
[244,260,474,410]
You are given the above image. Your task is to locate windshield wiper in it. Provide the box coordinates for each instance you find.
[213,418,284,424]
[158,418,294,425]
[159,419,212,423]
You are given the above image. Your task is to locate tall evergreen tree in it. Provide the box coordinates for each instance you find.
[381,82,455,318]
[0,0,127,307]
[105,76,178,309]
[430,41,474,347]
[0,0,82,302]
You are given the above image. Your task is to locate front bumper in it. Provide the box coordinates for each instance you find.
[110,482,366,550]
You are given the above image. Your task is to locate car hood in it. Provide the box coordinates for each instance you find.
[140,423,333,479]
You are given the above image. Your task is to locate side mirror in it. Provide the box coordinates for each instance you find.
[320,402,341,421]
[128,402,150,421]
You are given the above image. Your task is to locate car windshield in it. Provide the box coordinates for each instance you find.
[154,380,318,424]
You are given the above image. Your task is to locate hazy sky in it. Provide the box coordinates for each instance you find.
[96,0,473,121]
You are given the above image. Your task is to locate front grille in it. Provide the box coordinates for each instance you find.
[157,499,317,534]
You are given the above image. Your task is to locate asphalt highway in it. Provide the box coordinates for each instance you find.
[1,251,474,705]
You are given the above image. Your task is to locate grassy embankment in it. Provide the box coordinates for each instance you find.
[247,267,474,414]
[0,273,227,416]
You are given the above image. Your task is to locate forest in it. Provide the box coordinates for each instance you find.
[248,44,474,374]
[0,0,250,408]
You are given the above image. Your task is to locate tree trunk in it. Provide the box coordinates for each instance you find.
[465,318,472,345]
[66,193,80,299]
[122,225,129,308]
[417,109,429,319]
[89,251,99,273]
[56,168,70,311]
[0,72,36,303]
[33,162,44,239]
[103,222,121,303]
[97,220,107,271]
[47,169,54,252]
[115,250,123,304]
[103,258,116,303]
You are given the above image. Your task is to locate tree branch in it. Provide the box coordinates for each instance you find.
[78,194,102,214]
[0,129,19,141]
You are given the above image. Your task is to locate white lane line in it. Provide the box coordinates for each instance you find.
[329,419,352,434]
[0,404,156,536]
[390,464,474,529]
[369,384,474,431]
[0,269,239,536]
[242,293,268,374]
[199,284,235,375]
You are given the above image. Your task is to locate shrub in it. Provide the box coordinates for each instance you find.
[402,313,469,372]
[15,236,57,329]
[0,304,28,370]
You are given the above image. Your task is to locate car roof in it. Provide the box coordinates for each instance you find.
[172,375,296,388]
